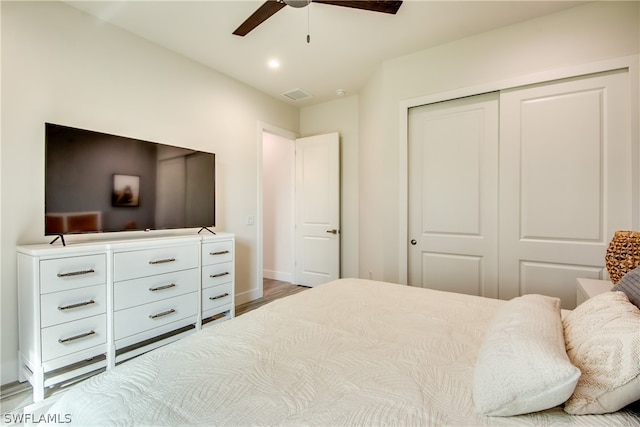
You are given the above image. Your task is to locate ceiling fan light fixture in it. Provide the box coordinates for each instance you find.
[284,0,311,8]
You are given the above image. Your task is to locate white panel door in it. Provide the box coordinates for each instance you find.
[499,70,632,308]
[294,133,340,287]
[408,93,499,297]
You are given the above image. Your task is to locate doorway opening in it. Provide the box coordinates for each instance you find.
[262,130,296,287]
[257,124,341,300]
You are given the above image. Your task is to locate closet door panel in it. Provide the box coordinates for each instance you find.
[499,70,632,308]
[421,253,483,296]
[519,262,602,305]
[408,93,499,298]
[520,90,602,240]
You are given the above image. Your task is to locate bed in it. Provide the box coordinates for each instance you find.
[46,278,639,426]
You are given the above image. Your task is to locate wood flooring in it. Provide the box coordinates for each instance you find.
[236,278,310,316]
[0,278,309,417]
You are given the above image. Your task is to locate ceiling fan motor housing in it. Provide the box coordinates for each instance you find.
[284,0,311,8]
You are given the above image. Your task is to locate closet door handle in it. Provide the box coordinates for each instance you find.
[58,330,95,344]
[57,269,95,278]
[149,258,176,265]
[58,300,95,311]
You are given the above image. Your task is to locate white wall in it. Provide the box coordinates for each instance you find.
[0,1,298,384]
[262,132,295,282]
[359,1,640,284]
[356,69,386,280]
[300,95,359,278]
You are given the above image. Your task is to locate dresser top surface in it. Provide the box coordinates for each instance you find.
[17,232,234,256]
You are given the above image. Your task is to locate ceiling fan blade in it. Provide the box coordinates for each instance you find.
[233,0,287,37]
[313,0,402,15]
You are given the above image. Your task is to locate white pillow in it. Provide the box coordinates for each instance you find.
[473,294,581,416]
[563,291,640,415]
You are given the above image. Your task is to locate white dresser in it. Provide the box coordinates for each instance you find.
[201,239,235,326]
[17,247,109,403]
[17,232,234,401]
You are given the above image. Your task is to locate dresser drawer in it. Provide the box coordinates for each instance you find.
[202,282,233,313]
[202,241,233,265]
[202,262,233,289]
[114,292,198,341]
[40,284,106,328]
[113,244,199,282]
[40,254,106,294]
[41,313,107,362]
[114,268,199,311]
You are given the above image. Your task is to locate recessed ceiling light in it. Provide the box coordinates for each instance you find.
[268,59,280,69]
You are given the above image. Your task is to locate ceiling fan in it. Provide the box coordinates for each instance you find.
[233,0,403,37]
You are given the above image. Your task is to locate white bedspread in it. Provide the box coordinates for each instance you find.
[47,279,639,426]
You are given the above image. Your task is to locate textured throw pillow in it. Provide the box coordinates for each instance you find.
[563,291,640,415]
[612,266,640,309]
[473,294,581,416]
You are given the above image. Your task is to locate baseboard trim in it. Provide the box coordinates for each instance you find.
[263,270,293,283]
[234,288,262,306]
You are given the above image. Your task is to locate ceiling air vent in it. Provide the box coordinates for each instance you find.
[281,88,312,101]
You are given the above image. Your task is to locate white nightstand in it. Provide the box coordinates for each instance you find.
[576,277,613,306]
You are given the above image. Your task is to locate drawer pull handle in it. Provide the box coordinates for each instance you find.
[57,269,95,278]
[58,330,96,344]
[210,250,230,256]
[210,272,230,278]
[149,258,176,265]
[149,283,176,292]
[209,293,229,301]
[149,309,176,319]
[58,300,95,311]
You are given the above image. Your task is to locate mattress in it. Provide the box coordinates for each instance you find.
[46,278,639,426]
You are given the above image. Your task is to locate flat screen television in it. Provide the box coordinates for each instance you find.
[45,123,215,239]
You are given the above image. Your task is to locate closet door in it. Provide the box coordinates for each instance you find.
[408,93,499,297]
[499,70,632,308]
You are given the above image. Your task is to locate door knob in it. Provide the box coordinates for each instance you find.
[410,239,417,245]
[326,229,338,235]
